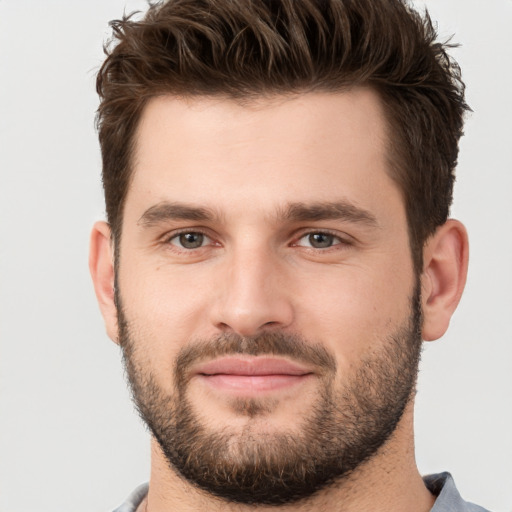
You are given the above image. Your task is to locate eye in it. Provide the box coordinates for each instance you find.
[296,232,342,249]
[169,232,211,249]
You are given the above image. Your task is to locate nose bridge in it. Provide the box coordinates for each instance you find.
[212,238,293,336]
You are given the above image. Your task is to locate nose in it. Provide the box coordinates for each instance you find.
[210,244,294,337]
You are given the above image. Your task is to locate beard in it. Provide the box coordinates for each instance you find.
[117,283,422,506]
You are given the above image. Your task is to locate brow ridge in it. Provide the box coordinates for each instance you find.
[138,200,378,228]
[281,201,378,226]
[138,201,218,226]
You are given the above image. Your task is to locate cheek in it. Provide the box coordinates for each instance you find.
[292,262,415,364]
[118,262,213,381]
[117,234,415,381]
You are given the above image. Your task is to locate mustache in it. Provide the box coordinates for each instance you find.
[174,332,337,386]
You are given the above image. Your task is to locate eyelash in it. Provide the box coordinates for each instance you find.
[164,229,214,250]
[162,228,352,253]
[293,230,351,250]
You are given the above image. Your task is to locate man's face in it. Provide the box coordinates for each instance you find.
[116,90,422,504]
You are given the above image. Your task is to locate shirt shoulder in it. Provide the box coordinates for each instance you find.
[424,472,492,512]
[111,482,149,512]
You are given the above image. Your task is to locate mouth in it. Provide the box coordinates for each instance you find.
[193,356,315,394]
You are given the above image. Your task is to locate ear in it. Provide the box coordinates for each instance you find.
[89,221,119,344]
[420,219,469,341]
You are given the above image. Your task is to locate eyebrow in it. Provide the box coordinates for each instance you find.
[281,201,378,227]
[138,200,378,228]
[139,202,219,226]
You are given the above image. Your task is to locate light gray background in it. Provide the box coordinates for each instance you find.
[0,1,511,511]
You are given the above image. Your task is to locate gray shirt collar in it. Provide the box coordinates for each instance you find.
[113,473,491,512]
[424,472,491,512]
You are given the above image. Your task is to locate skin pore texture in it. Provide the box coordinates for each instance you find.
[90,89,469,512]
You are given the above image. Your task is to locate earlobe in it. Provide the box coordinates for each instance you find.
[89,221,119,343]
[420,220,469,341]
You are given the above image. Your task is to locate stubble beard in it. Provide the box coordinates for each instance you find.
[117,284,422,506]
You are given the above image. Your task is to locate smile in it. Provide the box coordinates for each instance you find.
[193,357,315,394]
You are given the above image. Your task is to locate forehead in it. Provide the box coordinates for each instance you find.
[128,89,400,221]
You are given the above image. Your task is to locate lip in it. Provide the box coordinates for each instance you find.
[193,357,314,394]
[195,356,312,376]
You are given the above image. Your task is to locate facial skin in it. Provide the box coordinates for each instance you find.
[119,301,422,504]
[90,89,469,511]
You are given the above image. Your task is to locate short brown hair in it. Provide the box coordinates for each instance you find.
[96,0,469,272]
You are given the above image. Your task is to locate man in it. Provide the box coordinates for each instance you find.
[89,0,489,510]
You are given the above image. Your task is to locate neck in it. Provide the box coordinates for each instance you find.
[142,403,434,512]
